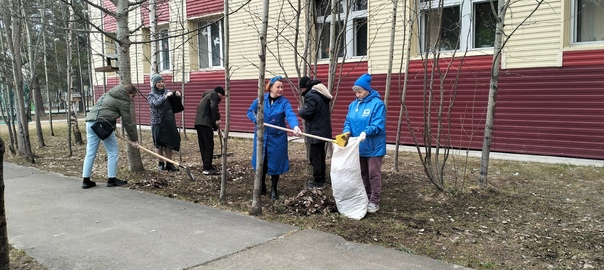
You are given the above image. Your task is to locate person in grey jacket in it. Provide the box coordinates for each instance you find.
[148,74,182,172]
[194,86,225,175]
[81,84,139,189]
[298,76,333,188]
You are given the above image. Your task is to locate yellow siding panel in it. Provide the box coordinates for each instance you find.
[367,0,408,74]
[129,7,147,85]
[168,0,189,83]
[503,0,562,68]
[229,0,305,81]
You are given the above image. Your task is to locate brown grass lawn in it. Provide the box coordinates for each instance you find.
[2,117,603,269]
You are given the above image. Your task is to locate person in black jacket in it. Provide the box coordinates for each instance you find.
[195,86,225,175]
[298,76,333,188]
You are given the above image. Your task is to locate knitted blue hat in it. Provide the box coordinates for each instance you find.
[353,73,373,92]
[151,74,163,87]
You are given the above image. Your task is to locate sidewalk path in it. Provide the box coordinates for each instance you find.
[5,163,467,270]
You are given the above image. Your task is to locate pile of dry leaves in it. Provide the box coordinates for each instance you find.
[282,188,337,216]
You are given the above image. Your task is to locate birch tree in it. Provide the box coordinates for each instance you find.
[69,0,145,171]
[1,0,34,162]
[0,138,8,269]
[479,0,544,187]
[250,0,269,216]
[219,0,231,202]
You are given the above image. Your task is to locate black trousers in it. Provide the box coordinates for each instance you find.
[195,125,214,170]
[309,142,326,183]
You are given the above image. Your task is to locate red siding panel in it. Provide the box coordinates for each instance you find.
[140,0,171,26]
[563,49,604,67]
[103,0,116,32]
[393,53,604,160]
[187,0,223,18]
[93,52,604,160]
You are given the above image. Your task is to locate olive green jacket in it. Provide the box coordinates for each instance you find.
[85,85,138,142]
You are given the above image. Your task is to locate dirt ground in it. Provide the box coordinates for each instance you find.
[3,119,604,270]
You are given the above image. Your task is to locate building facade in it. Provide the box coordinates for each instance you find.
[89,0,604,160]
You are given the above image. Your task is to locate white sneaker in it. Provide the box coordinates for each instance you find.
[367,203,379,213]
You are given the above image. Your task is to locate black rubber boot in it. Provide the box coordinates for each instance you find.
[260,179,267,195]
[158,162,165,172]
[82,177,96,189]
[270,175,280,201]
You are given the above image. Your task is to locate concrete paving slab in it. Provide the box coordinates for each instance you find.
[195,229,467,270]
[5,163,297,270]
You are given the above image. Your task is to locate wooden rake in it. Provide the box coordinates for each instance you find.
[115,133,195,181]
[263,123,350,147]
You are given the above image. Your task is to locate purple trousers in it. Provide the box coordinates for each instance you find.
[359,156,383,205]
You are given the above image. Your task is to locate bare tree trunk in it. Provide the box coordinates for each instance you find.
[24,16,46,148]
[250,0,270,216]
[180,0,187,139]
[479,0,543,187]
[114,0,145,172]
[32,78,46,147]
[77,36,86,113]
[394,1,414,171]
[383,0,399,116]
[0,89,16,155]
[219,0,230,202]
[42,10,55,136]
[66,6,74,155]
[4,0,34,162]
[0,137,8,269]
[149,0,158,75]
[68,10,83,146]
[85,10,94,112]
[1,88,17,154]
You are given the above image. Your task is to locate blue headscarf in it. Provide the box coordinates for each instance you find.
[266,75,283,91]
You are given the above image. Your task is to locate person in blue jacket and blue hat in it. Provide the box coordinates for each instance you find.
[343,73,386,213]
[247,75,301,201]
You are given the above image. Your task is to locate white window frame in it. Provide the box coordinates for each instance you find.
[198,19,224,69]
[419,0,497,52]
[571,0,604,44]
[316,0,367,59]
[159,29,171,71]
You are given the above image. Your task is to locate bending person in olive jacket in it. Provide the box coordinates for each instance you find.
[194,86,225,175]
[247,76,301,200]
[81,84,139,189]
[298,76,332,188]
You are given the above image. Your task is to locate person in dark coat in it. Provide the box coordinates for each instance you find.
[147,74,182,172]
[195,86,225,175]
[81,84,139,189]
[298,76,333,188]
[247,75,301,200]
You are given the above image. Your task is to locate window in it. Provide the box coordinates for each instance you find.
[159,30,170,71]
[198,20,224,68]
[315,0,367,59]
[573,0,604,43]
[420,0,498,52]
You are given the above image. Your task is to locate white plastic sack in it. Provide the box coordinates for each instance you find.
[330,137,368,220]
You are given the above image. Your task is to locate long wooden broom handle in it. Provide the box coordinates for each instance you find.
[263,123,333,143]
[115,133,182,166]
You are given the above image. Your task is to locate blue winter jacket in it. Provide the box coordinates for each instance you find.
[247,93,300,175]
[343,90,386,157]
